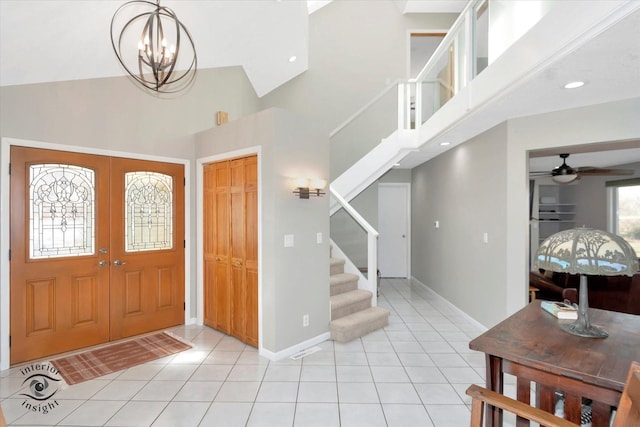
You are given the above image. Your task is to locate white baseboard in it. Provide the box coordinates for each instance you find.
[410,276,488,333]
[259,332,331,361]
[186,317,200,325]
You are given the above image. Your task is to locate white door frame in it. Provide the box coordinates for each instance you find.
[195,146,263,355]
[0,137,191,371]
[378,182,411,278]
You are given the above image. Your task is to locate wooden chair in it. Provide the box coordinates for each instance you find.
[466,361,640,427]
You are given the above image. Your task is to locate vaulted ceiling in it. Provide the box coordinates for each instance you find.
[0,0,465,96]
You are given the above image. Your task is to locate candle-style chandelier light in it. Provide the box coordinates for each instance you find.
[110,0,197,94]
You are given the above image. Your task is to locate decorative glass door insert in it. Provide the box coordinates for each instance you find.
[124,171,173,252]
[29,163,95,259]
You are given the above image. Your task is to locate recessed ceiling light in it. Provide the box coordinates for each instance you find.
[440,142,451,146]
[288,56,297,63]
[564,81,585,89]
[393,163,401,167]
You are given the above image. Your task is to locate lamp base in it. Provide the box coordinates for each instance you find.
[559,321,608,339]
[559,274,608,339]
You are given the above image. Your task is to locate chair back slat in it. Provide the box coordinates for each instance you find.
[613,362,640,427]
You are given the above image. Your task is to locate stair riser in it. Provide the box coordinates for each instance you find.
[331,313,389,342]
[331,299,371,320]
[330,280,357,296]
[330,264,344,275]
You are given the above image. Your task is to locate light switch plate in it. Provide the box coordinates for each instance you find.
[284,234,294,247]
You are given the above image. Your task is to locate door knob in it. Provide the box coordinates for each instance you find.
[98,260,108,267]
[113,259,127,266]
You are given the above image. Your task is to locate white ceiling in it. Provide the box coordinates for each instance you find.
[1,0,638,169]
[0,0,464,96]
[0,0,310,97]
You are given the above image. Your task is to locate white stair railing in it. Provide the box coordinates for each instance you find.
[330,185,379,306]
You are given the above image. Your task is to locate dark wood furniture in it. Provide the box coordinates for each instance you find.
[465,361,640,427]
[469,301,640,427]
[529,268,640,315]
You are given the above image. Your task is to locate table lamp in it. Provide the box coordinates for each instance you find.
[534,228,639,338]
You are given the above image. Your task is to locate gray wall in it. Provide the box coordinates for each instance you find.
[260,1,457,133]
[411,123,508,327]
[195,108,330,353]
[0,66,260,156]
[410,99,640,329]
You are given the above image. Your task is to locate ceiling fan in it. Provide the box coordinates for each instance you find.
[530,153,634,184]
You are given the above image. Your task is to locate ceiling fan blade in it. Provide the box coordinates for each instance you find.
[575,167,635,176]
[529,171,552,176]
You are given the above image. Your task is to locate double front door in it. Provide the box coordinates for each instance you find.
[10,147,185,364]
[203,156,258,347]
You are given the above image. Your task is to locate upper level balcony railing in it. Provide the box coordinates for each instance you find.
[409,0,552,129]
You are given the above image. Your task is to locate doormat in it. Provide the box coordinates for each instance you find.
[50,332,192,385]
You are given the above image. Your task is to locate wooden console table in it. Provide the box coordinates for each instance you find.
[469,300,640,427]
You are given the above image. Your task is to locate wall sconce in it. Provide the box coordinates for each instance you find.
[293,178,327,199]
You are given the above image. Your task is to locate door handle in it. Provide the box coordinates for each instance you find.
[235,260,243,266]
[113,259,127,266]
[98,260,108,267]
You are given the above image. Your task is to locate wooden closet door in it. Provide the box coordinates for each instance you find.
[203,155,257,346]
[243,156,258,346]
[203,162,231,333]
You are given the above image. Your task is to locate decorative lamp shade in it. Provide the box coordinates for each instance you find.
[535,228,639,276]
[534,228,638,339]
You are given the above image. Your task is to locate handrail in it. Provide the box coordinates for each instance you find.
[330,79,403,138]
[411,0,475,83]
[330,185,379,305]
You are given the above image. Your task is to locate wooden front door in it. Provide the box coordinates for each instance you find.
[109,157,185,340]
[10,147,184,364]
[203,155,258,347]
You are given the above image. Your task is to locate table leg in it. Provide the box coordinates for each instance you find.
[591,401,611,427]
[485,354,504,427]
[516,378,531,427]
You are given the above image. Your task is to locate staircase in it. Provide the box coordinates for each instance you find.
[329,257,389,342]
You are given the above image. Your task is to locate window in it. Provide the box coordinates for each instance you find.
[608,178,640,255]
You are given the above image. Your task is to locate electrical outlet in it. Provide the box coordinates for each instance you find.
[303,314,309,327]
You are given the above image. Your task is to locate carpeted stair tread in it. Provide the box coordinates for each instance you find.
[331,289,372,319]
[330,307,390,343]
[330,273,358,296]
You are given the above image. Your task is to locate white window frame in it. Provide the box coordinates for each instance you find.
[607,177,640,242]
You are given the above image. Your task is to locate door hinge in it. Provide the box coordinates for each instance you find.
[8,163,11,175]
[8,336,11,347]
[184,177,186,186]
[183,302,186,311]
[8,249,10,261]
[183,240,186,249]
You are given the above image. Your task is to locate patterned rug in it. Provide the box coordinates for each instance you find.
[50,332,192,385]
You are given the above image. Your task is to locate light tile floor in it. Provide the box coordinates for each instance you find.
[0,278,506,427]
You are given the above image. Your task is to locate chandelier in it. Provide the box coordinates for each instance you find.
[110,0,197,94]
